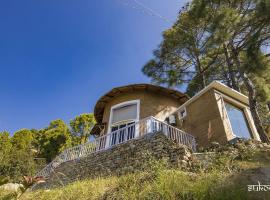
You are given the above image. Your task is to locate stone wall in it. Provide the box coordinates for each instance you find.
[35,132,191,189]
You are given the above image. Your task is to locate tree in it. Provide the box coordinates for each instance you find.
[7,149,37,182]
[143,0,270,142]
[0,121,74,181]
[11,129,34,150]
[37,119,72,162]
[143,6,222,91]
[0,130,38,182]
[189,0,270,142]
[70,113,96,145]
[0,131,12,160]
[0,132,12,179]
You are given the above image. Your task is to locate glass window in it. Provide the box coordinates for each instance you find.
[225,102,252,139]
[110,122,135,145]
[109,102,138,146]
[112,104,137,124]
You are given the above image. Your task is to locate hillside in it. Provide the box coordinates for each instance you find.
[1,139,270,200]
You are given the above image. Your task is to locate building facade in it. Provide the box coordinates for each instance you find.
[91,81,260,148]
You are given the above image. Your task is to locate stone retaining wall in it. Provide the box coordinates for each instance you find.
[35,132,192,189]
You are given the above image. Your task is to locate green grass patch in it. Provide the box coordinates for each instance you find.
[0,169,263,200]
[1,146,270,200]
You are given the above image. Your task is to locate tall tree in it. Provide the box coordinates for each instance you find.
[70,113,96,145]
[189,0,270,142]
[37,119,72,162]
[143,0,270,142]
[0,131,12,160]
[143,6,222,91]
[11,129,34,150]
[0,130,38,182]
[0,132,12,178]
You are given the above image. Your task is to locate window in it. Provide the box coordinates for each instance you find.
[225,102,252,139]
[111,104,137,124]
[108,100,140,146]
[168,115,176,125]
[178,107,187,119]
[111,122,135,145]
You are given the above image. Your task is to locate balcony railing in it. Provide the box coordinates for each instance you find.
[35,116,196,178]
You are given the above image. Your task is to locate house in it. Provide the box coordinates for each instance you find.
[169,81,261,147]
[90,83,196,151]
[34,81,261,186]
[91,83,188,136]
[90,81,260,148]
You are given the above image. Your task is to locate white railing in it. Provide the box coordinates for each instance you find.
[35,116,196,178]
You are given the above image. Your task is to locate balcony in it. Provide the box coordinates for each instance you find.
[36,116,196,178]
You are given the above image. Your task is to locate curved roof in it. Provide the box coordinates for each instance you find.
[94,83,189,124]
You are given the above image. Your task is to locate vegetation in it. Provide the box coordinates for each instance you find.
[1,139,270,200]
[70,113,96,145]
[35,119,72,163]
[1,0,269,199]
[0,113,95,183]
[0,130,38,183]
[142,0,270,141]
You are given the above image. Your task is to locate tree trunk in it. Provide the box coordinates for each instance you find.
[223,44,240,91]
[196,58,206,89]
[231,47,270,143]
[221,63,231,87]
[242,73,269,142]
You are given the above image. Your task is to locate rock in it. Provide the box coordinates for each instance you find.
[0,183,23,192]
[262,143,270,148]
[185,152,192,158]
[180,160,191,170]
[182,155,189,161]
[210,142,220,149]
[129,143,136,150]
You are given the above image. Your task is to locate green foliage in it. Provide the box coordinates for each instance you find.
[0,130,38,183]
[143,0,270,139]
[0,132,12,167]
[0,190,17,200]
[9,165,268,199]
[70,113,96,145]
[0,119,74,183]
[2,143,270,199]
[11,129,33,150]
[0,113,93,184]
[6,150,38,183]
[36,119,72,162]
[0,176,9,186]
[143,0,270,93]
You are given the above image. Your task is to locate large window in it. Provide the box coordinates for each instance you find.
[111,104,137,124]
[109,101,139,145]
[225,102,252,139]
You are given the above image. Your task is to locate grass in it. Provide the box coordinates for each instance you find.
[0,169,262,200]
[1,170,268,199]
[1,146,270,200]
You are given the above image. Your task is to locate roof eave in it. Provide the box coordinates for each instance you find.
[171,81,249,115]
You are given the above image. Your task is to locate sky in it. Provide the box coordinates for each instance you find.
[0,0,189,134]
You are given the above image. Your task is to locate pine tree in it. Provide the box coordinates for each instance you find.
[142,0,270,142]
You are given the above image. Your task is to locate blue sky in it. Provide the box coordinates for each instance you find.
[0,0,188,134]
